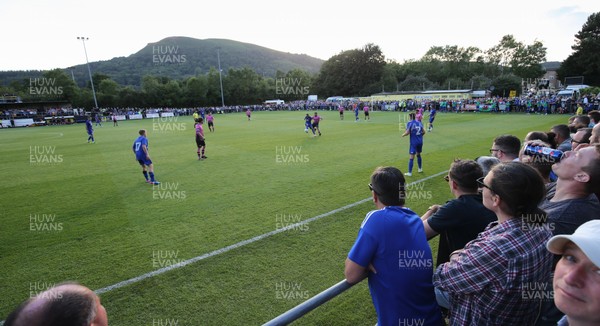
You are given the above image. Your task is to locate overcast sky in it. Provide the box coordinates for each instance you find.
[0,0,596,71]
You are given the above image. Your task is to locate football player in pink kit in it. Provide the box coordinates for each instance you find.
[195,118,207,160]
[312,112,322,136]
[363,105,370,121]
[246,109,251,121]
[206,112,215,132]
[416,106,424,122]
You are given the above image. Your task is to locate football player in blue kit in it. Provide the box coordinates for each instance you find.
[133,129,160,185]
[402,112,426,176]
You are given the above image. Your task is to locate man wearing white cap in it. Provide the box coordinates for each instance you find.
[546,220,600,326]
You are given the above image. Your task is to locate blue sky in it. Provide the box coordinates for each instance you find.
[0,0,596,71]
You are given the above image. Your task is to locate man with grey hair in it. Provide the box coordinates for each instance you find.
[475,156,500,176]
[4,282,108,326]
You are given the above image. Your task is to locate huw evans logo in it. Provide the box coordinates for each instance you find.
[152,45,186,64]
[521,281,554,301]
[275,281,309,300]
[275,213,309,231]
[152,250,184,268]
[29,281,61,300]
[151,318,179,326]
[152,182,187,200]
[403,182,433,201]
[29,146,63,165]
[398,250,433,270]
[152,116,187,133]
[29,78,63,97]
[398,318,426,326]
[276,78,309,96]
[275,146,309,164]
[29,213,63,231]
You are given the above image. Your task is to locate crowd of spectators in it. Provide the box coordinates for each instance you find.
[2,90,600,125]
[343,110,600,325]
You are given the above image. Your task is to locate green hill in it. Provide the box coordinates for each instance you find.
[0,37,324,87]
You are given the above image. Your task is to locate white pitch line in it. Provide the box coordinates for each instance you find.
[95,170,447,295]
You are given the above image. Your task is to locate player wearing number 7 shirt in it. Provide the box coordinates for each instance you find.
[133,129,160,185]
[402,112,426,176]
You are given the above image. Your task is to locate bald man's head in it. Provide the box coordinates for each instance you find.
[5,283,107,326]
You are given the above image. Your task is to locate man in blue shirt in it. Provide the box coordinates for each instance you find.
[402,112,426,176]
[345,166,442,326]
[427,108,437,132]
[304,113,314,135]
[85,116,94,143]
[132,129,160,185]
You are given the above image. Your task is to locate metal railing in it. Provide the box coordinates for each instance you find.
[263,279,357,326]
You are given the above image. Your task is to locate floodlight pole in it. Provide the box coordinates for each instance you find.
[217,48,225,108]
[77,36,99,109]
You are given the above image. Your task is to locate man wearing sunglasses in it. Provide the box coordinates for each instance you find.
[345,166,442,326]
[490,134,521,162]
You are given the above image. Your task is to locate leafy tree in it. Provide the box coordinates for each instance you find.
[116,86,142,108]
[254,78,272,103]
[274,69,313,101]
[88,73,111,94]
[98,79,119,95]
[558,12,600,86]
[490,74,521,97]
[486,35,520,70]
[442,77,466,90]
[224,67,260,104]
[485,35,546,79]
[44,69,78,101]
[72,88,95,108]
[161,80,182,107]
[313,43,386,97]
[398,75,436,91]
[182,76,208,106]
[511,40,546,79]
[141,75,161,106]
[468,75,492,90]
[205,68,224,107]
[15,69,78,102]
[422,45,481,63]
[381,63,400,92]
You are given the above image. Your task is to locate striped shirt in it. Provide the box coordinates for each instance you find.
[433,218,553,325]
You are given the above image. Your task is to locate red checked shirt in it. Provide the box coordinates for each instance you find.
[433,218,553,325]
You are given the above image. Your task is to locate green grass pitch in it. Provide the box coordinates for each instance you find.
[0,111,566,325]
